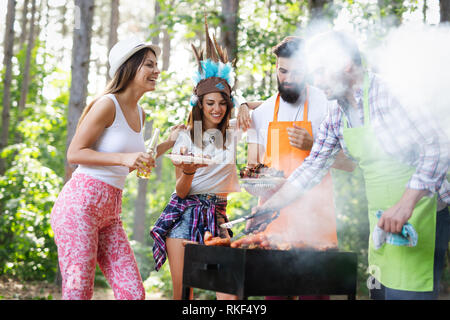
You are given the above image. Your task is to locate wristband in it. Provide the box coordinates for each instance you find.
[183,170,195,176]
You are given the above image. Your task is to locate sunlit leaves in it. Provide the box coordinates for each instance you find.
[0,144,62,280]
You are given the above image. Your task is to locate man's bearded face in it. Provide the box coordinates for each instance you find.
[313,66,351,102]
[278,78,304,103]
[276,57,306,103]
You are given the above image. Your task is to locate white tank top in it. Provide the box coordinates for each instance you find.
[74,94,145,189]
[172,122,241,195]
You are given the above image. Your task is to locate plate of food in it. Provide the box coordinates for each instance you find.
[165,153,218,165]
[240,177,286,185]
[239,164,285,196]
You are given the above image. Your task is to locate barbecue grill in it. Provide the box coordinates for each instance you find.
[182,244,357,300]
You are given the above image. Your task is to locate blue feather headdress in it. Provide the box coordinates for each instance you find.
[192,59,235,89]
[190,15,236,107]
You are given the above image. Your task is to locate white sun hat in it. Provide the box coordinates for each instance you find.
[108,36,161,78]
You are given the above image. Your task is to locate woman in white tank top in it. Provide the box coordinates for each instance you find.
[50,38,183,300]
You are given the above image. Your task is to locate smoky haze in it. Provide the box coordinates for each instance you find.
[253,19,449,248]
[368,23,450,141]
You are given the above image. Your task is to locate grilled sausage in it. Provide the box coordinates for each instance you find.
[204,231,213,242]
[214,238,231,247]
[260,240,270,248]
[204,237,219,246]
[230,237,246,248]
[230,235,253,247]
[205,237,231,247]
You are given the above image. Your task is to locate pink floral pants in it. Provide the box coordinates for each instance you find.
[50,173,145,300]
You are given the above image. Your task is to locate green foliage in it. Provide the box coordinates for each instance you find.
[149,0,222,40]
[238,1,305,100]
[0,38,66,281]
[144,263,173,298]
[0,139,62,281]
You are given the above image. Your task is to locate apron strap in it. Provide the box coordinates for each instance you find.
[273,94,281,122]
[343,72,370,128]
[303,86,309,122]
[362,72,370,127]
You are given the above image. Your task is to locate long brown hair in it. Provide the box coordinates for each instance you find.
[187,92,233,149]
[76,47,155,128]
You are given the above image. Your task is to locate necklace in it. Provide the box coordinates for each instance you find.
[293,96,306,121]
[202,132,216,147]
[292,87,307,121]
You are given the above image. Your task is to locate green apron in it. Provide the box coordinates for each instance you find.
[342,74,437,292]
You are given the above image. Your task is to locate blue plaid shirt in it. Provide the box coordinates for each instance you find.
[288,72,449,203]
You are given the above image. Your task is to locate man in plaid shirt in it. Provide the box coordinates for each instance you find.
[282,73,449,213]
[258,31,449,299]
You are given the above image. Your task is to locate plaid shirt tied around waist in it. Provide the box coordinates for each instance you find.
[150,193,228,271]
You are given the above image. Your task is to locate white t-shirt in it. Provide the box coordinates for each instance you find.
[247,86,329,152]
[171,120,241,195]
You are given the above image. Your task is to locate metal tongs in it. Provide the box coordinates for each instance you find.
[220,208,280,230]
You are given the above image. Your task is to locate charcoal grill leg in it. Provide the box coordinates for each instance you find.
[182,286,193,300]
[236,287,247,300]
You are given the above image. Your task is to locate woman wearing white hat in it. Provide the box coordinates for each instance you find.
[50,37,182,299]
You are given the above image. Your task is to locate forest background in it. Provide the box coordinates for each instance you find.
[0,0,449,300]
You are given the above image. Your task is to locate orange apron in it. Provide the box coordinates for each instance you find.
[261,90,338,246]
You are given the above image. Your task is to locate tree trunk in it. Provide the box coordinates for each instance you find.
[152,0,161,45]
[308,0,329,21]
[441,0,450,23]
[19,0,29,48]
[60,1,68,37]
[33,0,44,45]
[65,0,95,181]
[106,0,119,82]
[162,28,171,71]
[0,0,17,175]
[132,120,153,243]
[423,0,427,23]
[41,0,50,51]
[57,0,68,62]
[17,0,37,125]
[220,0,239,63]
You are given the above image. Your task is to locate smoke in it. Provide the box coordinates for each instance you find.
[263,174,338,248]
[301,19,450,140]
[259,16,450,250]
[367,23,450,139]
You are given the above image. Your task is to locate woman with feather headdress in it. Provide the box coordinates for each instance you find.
[150,15,241,300]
